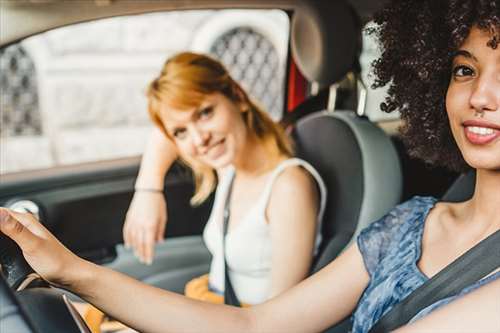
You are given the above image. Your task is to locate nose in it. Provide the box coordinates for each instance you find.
[469,72,499,113]
[188,125,210,148]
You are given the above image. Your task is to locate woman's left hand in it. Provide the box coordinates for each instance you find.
[0,208,85,288]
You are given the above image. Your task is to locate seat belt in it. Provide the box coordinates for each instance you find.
[369,229,500,333]
[222,173,241,307]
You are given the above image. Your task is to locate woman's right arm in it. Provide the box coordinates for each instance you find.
[123,127,178,264]
[0,208,370,333]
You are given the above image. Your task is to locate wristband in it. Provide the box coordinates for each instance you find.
[135,188,164,193]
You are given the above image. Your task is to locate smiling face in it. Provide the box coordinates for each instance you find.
[161,93,249,170]
[446,27,500,171]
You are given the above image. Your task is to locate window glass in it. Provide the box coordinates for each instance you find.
[360,22,398,122]
[0,10,290,174]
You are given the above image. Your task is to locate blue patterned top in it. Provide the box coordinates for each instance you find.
[351,196,500,333]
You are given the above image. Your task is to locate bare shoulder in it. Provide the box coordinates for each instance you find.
[270,166,319,205]
[266,164,320,224]
[271,165,318,197]
[423,200,469,241]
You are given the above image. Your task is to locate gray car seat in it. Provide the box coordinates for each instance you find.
[290,1,402,272]
[291,111,402,273]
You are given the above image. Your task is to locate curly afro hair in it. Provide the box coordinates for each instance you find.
[369,0,499,172]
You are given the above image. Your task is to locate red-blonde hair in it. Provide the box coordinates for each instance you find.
[147,52,293,205]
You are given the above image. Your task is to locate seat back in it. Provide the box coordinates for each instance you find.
[291,111,402,273]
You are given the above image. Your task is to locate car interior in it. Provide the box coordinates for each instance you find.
[0,0,473,332]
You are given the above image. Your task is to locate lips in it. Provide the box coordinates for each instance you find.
[462,120,500,145]
[204,138,226,159]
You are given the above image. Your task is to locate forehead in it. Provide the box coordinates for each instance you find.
[459,27,500,55]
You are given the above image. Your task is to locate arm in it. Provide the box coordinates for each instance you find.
[395,278,500,333]
[123,127,178,264]
[0,207,370,333]
[267,166,319,297]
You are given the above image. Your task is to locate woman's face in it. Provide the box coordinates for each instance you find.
[446,27,500,170]
[160,93,248,169]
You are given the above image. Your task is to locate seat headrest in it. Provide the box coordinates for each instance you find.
[291,0,362,87]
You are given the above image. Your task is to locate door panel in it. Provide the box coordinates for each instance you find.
[107,236,211,294]
[0,158,214,266]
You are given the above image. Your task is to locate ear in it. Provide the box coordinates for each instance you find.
[231,83,249,112]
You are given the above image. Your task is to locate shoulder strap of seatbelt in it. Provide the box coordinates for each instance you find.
[369,229,500,333]
[222,173,241,307]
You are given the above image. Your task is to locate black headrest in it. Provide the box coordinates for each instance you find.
[291,0,362,87]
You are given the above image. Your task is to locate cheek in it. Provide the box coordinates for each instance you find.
[219,111,246,138]
[446,86,458,118]
[445,84,468,130]
[175,140,195,157]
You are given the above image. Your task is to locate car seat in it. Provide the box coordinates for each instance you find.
[290,1,402,273]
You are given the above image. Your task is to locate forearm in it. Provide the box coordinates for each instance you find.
[72,259,256,333]
[135,127,178,189]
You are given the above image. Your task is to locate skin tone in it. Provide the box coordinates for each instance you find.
[418,27,500,280]
[0,27,498,332]
[123,127,177,264]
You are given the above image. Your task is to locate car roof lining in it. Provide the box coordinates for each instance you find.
[0,0,300,46]
[0,0,387,47]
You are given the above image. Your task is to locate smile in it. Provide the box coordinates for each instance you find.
[467,126,496,135]
[204,138,226,159]
[463,120,500,145]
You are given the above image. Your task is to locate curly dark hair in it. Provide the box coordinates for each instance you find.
[369,0,499,172]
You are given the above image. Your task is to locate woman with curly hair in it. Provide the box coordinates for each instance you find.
[0,0,498,332]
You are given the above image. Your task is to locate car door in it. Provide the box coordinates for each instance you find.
[0,7,291,293]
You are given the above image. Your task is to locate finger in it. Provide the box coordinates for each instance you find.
[156,220,166,243]
[131,227,142,259]
[143,231,155,265]
[0,208,40,254]
[123,220,131,248]
[8,210,47,237]
[137,230,148,263]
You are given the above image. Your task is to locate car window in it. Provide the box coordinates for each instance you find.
[360,22,398,122]
[0,9,290,174]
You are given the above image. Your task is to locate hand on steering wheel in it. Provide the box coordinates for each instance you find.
[122,190,167,265]
[0,208,84,289]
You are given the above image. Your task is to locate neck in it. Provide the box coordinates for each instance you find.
[232,134,283,177]
[464,168,500,231]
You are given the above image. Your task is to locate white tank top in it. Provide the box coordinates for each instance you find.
[203,158,327,305]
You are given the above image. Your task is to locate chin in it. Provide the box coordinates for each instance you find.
[205,154,234,170]
[462,154,500,171]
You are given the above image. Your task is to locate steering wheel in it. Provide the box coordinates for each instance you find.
[0,233,90,333]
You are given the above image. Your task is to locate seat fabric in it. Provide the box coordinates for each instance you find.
[291,110,403,273]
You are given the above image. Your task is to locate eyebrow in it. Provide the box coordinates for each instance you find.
[452,50,478,62]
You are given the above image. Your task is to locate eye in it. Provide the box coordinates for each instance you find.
[452,65,475,78]
[172,128,187,140]
[198,106,214,120]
